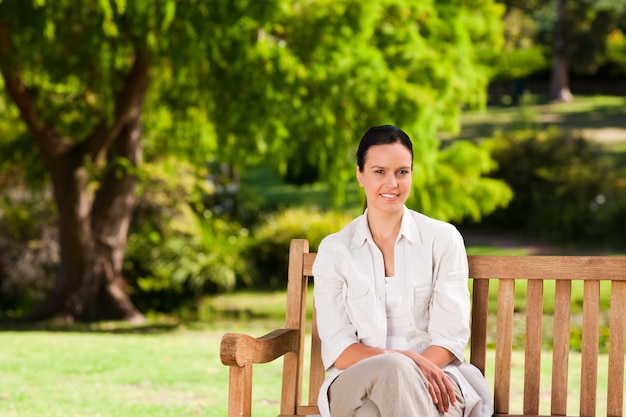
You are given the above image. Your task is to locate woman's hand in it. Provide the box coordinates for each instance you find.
[395,350,457,412]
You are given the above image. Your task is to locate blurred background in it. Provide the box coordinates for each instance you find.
[0,0,625,322]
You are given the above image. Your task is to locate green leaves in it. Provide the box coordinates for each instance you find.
[2,0,511,223]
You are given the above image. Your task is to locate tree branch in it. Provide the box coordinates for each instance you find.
[0,20,72,159]
[84,47,150,164]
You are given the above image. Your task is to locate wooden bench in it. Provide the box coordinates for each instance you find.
[220,239,626,417]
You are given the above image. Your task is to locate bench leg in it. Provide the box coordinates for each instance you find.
[228,363,253,417]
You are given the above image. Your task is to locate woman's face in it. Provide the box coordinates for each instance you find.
[356,142,412,215]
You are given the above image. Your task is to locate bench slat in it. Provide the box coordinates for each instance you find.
[580,280,600,416]
[468,256,626,280]
[551,279,572,415]
[607,280,626,417]
[309,307,324,406]
[524,280,544,415]
[281,239,309,415]
[470,279,490,375]
[495,279,515,414]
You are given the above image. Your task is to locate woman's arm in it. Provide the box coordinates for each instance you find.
[333,343,388,370]
[421,345,456,367]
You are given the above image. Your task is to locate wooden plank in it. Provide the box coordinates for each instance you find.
[303,252,316,276]
[295,405,321,415]
[468,256,626,281]
[228,363,252,417]
[551,279,572,416]
[494,279,515,415]
[523,280,543,415]
[580,280,600,417]
[470,279,490,375]
[309,306,325,406]
[607,281,626,417]
[280,239,309,416]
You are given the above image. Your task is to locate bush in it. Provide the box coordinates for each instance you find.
[0,189,57,318]
[124,159,253,313]
[245,207,354,289]
[482,126,626,246]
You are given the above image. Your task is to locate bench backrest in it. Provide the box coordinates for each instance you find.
[282,239,626,417]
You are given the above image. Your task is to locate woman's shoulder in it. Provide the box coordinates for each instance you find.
[405,208,464,242]
[406,208,458,231]
[318,214,365,250]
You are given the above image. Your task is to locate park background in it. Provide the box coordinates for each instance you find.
[0,1,625,416]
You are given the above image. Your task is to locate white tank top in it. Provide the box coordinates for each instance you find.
[385,276,410,350]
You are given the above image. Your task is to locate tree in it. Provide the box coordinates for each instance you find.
[493,0,626,101]
[549,0,573,101]
[0,0,510,322]
[535,0,626,101]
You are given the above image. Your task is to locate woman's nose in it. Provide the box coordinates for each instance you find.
[386,174,398,188]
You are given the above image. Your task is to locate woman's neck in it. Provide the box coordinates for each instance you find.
[367,208,403,242]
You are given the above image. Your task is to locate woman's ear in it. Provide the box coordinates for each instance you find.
[356,165,364,187]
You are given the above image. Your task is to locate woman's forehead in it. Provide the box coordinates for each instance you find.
[365,143,412,165]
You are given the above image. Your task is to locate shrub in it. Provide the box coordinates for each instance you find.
[245,207,354,289]
[0,189,58,318]
[124,159,253,313]
[483,126,626,246]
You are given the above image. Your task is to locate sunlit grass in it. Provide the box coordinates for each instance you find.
[1,318,619,417]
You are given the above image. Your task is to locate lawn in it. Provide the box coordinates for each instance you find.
[446,95,626,145]
[0,317,619,417]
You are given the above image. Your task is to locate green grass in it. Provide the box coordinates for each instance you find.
[446,94,626,142]
[0,324,227,417]
[1,318,620,417]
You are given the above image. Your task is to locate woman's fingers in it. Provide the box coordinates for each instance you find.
[443,373,457,407]
[426,371,454,412]
[400,350,457,412]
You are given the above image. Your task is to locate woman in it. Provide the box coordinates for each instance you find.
[313,125,492,417]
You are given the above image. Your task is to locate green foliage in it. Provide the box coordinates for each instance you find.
[411,140,513,222]
[606,29,626,75]
[124,159,252,312]
[483,126,626,246]
[246,207,354,288]
[1,0,511,236]
[489,7,550,80]
[262,0,507,213]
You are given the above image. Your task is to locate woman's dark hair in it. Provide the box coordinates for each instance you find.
[356,125,413,172]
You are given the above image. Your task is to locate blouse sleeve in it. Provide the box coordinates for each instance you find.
[312,237,361,371]
[428,226,470,363]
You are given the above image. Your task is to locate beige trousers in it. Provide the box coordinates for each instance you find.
[328,352,465,417]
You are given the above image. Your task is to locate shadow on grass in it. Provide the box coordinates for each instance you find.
[0,316,182,334]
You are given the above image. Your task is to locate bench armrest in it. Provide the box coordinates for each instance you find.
[220,328,300,367]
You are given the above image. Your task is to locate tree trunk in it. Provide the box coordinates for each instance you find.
[30,95,147,322]
[549,0,573,102]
